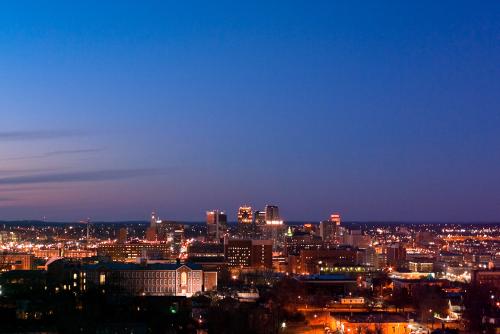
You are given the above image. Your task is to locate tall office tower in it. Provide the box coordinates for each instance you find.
[147,211,161,241]
[329,213,341,225]
[152,219,185,256]
[362,246,380,269]
[386,243,406,269]
[117,227,127,244]
[262,205,284,250]
[237,206,254,239]
[264,205,282,225]
[319,220,335,241]
[171,225,185,256]
[150,211,159,228]
[254,211,266,226]
[237,206,253,224]
[206,210,227,241]
[145,227,157,241]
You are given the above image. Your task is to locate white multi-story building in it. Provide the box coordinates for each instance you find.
[83,262,217,297]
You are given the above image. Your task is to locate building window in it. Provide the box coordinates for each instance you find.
[99,273,106,285]
[181,272,187,285]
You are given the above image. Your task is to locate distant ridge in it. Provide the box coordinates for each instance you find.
[1,220,499,226]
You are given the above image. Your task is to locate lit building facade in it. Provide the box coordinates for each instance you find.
[343,229,371,248]
[187,242,225,263]
[224,239,273,269]
[408,258,434,273]
[206,210,227,240]
[117,227,127,243]
[237,206,253,224]
[330,313,410,334]
[0,253,34,271]
[33,249,61,259]
[329,213,341,225]
[97,243,173,261]
[289,247,361,275]
[285,232,325,256]
[386,243,407,269]
[61,249,97,259]
[83,262,217,297]
[319,220,336,241]
[254,211,266,226]
[264,205,282,225]
[472,269,500,289]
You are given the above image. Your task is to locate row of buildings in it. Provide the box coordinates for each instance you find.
[46,259,217,297]
[206,205,284,240]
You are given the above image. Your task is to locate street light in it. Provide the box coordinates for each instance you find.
[281,321,286,331]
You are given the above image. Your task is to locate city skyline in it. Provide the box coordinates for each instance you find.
[1,1,500,222]
[0,3,498,333]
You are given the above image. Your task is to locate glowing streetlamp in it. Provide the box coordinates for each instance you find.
[281,321,286,331]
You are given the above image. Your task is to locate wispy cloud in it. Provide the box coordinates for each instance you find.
[0,185,60,192]
[0,197,17,202]
[0,148,102,161]
[0,167,67,175]
[0,130,83,141]
[0,168,162,185]
[45,148,101,156]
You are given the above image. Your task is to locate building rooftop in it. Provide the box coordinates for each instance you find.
[300,274,356,281]
[332,312,408,323]
[439,251,463,257]
[391,276,447,283]
[83,262,202,271]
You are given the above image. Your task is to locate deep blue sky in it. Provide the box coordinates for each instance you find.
[0,1,499,222]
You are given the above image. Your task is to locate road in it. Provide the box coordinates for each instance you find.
[297,305,413,313]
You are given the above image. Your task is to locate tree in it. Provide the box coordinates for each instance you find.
[412,285,447,324]
[463,283,499,334]
[392,287,411,312]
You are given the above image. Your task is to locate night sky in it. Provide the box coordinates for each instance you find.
[1,1,499,222]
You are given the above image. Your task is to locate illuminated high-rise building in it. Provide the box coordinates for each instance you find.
[147,211,162,241]
[262,205,284,250]
[329,213,341,225]
[254,211,266,226]
[156,220,184,255]
[150,211,159,228]
[237,206,253,224]
[319,212,341,241]
[206,210,227,240]
[319,220,335,241]
[386,243,406,269]
[265,205,282,225]
[146,227,157,241]
[117,227,127,244]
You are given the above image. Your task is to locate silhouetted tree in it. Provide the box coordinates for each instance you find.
[463,283,498,334]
